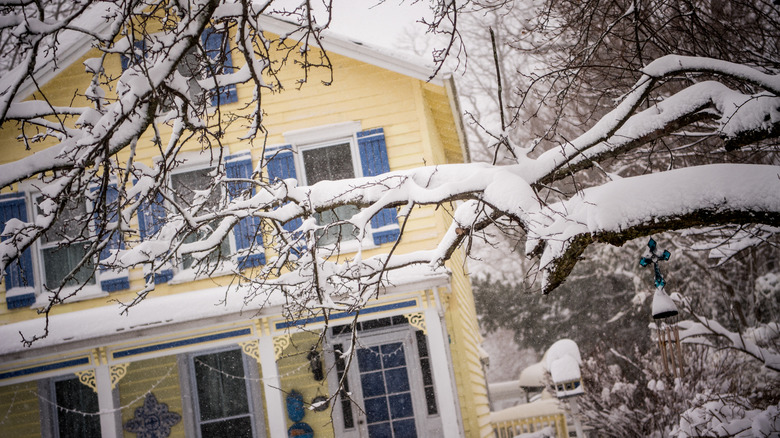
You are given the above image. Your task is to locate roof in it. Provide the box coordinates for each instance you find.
[0,265,449,359]
[15,9,443,101]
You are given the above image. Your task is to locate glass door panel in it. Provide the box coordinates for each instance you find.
[356,342,418,438]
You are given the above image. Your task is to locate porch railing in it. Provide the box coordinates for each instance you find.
[491,413,568,438]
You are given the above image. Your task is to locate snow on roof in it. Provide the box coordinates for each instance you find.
[544,339,582,383]
[518,362,546,388]
[14,10,443,102]
[548,356,581,383]
[0,264,449,357]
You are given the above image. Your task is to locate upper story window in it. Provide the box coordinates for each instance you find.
[170,165,233,270]
[299,140,361,246]
[137,151,264,286]
[265,123,401,250]
[35,196,96,290]
[120,28,238,109]
[1,185,131,310]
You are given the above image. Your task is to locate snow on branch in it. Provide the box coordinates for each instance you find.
[0,1,778,332]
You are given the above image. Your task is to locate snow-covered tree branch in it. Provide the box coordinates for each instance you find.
[0,0,778,338]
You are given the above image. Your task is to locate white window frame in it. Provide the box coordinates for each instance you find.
[325,322,442,438]
[40,374,119,438]
[31,192,104,305]
[167,156,237,282]
[181,345,265,438]
[284,121,379,252]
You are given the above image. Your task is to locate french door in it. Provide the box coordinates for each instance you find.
[329,325,441,438]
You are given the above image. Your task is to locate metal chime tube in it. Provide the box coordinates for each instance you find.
[657,324,669,375]
[673,324,684,376]
[666,325,678,378]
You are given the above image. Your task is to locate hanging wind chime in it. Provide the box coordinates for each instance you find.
[640,238,685,378]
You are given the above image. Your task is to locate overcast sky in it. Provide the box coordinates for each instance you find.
[271,0,433,50]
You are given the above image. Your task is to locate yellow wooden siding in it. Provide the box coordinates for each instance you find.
[422,83,464,164]
[277,331,334,437]
[118,355,184,438]
[446,245,493,438]
[0,380,40,438]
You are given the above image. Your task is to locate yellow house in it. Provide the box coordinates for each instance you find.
[0,14,491,438]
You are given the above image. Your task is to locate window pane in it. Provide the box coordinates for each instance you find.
[302,143,359,246]
[314,205,359,246]
[200,417,253,438]
[40,197,89,243]
[172,168,231,268]
[302,143,354,185]
[43,243,95,289]
[54,377,101,438]
[194,349,249,421]
[171,168,222,210]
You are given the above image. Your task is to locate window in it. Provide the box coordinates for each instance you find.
[1,188,128,309]
[300,140,361,246]
[35,196,96,290]
[328,318,441,438]
[189,348,258,438]
[137,152,263,284]
[120,28,237,109]
[170,166,233,270]
[49,376,101,438]
[265,124,401,249]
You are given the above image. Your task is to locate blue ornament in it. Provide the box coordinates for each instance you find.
[124,393,181,438]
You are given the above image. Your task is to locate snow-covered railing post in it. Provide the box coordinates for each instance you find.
[640,238,685,378]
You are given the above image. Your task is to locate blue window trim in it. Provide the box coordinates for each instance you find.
[112,327,252,359]
[275,299,418,330]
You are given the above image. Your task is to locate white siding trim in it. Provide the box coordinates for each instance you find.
[425,307,463,437]
[258,335,286,438]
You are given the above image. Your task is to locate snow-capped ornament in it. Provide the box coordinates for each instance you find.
[651,287,678,320]
[640,238,685,377]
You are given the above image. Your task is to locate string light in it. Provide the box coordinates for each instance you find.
[32,363,177,417]
[193,357,312,382]
[9,329,427,418]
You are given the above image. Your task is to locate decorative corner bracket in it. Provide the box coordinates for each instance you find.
[273,334,292,361]
[110,363,130,389]
[404,313,427,335]
[239,340,261,362]
[75,369,97,393]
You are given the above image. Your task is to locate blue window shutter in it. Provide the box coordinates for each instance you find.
[137,191,172,284]
[357,128,400,245]
[225,152,265,269]
[266,147,303,236]
[93,185,130,292]
[121,40,146,71]
[0,195,36,309]
[202,28,238,106]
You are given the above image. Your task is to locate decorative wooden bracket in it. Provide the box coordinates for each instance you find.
[404,312,427,335]
[74,369,97,393]
[273,334,292,360]
[239,340,261,362]
[110,363,130,389]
